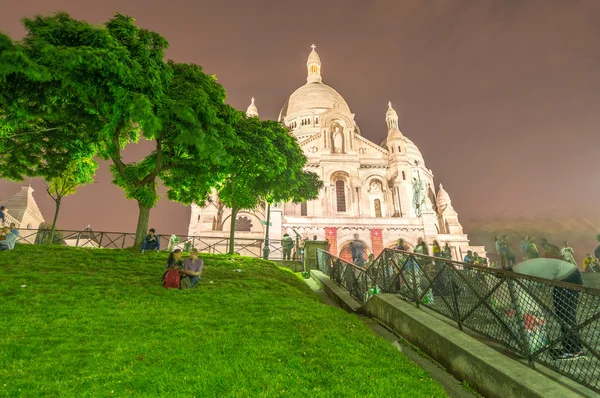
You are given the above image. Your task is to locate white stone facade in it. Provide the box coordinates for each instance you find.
[1,185,45,243]
[188,46,486,261]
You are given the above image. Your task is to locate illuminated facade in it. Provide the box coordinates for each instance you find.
[188,46,485,261]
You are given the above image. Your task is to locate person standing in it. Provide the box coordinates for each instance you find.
[594,234,600,261]
[512,258,585,360]
[0,206,6,227]
[525,236,540,259]
[541,238,562,260]
[583,253,597,272]
[281,233,294,261]
[561,242,577,266]
[463,250,473,264]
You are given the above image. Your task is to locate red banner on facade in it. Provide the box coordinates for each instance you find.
[370,228,383,257]
[325,227,337,256]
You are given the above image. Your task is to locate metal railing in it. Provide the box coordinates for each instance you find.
[317,247,600,393]
[316,249,378,303]
[12,228,292,259]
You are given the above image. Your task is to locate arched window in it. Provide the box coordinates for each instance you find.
[315,117,319,125]
[301,201,307,216]
[398,146,401,153]
[335,180,346,212]
[374,199,382,217]
[402,171,406,180]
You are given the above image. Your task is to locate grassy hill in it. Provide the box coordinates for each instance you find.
[0,246,446,397]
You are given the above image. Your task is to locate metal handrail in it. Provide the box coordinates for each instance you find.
[322,247,600,393]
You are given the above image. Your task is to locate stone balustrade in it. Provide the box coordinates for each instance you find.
[2,211,20,228]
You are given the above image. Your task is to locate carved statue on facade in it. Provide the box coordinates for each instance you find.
[369,180,383,194]
[412,178,425,216]
[333,126,343,153]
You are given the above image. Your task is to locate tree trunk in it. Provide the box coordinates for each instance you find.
[215,200,224,231]
[49,198,61,244]
[134,202,151,249]
[228,207,239,254]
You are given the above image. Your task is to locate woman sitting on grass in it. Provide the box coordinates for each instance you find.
[181,248,203,289]
[163,249,183,289]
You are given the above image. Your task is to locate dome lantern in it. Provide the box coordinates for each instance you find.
[246,97,259,118]
[385,102,404,146]
[307,44,322,83]
[386,101,399,130]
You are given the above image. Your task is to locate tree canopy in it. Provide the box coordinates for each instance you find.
[0,13,237,246]
[217,116,322,253]
[1,12,322,249]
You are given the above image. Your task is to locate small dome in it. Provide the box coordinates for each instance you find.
[437,184,452,208]
[404,137,425,163]
[246,97,259,117]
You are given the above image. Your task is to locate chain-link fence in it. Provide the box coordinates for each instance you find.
[319,247,600,393]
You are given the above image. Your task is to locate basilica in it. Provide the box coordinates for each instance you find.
[188,46,485,262]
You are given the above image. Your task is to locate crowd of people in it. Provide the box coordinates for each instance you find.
[494,234,600,273]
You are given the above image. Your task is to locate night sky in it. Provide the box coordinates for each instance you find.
[1,0,599,238]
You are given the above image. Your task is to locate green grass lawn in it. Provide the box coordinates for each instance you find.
[0,245,446,397]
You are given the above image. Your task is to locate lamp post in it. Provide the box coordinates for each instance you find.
[262,202,271,259]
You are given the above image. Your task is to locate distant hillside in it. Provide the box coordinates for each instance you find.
[463,213,600,264]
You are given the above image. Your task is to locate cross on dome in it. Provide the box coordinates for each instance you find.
[388,101,392,108]
[251,97,255,104]
[306,44,322,83]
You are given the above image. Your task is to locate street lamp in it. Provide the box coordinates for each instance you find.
[262,202,271,260]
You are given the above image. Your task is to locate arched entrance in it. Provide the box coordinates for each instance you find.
[339,240,370,264]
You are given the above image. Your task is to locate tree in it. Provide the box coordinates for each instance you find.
[1,13,236,248]
[45,157,96,242]
[0,30,100,182]
[217,117,322,254]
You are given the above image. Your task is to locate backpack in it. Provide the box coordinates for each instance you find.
[163,269,181,289]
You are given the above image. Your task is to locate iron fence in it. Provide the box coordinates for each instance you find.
[316,249,379,304]
[318,247,600,393]
[11,228,291,259]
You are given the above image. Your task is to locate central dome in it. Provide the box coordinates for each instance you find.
[281,82,351,119]
[278,45,352,122]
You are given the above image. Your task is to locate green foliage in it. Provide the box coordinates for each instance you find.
[0,245,447,397]
[46,157,96,200]
[0,12,236,246]
[218,116,322,212]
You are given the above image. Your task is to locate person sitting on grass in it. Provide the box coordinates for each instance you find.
[0,227,17,251]
[141,228,160,253]
[163,249,183,289]
[181,248,203,289]
[9,223,18,236]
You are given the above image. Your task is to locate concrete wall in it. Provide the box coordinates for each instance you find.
[360,294,584,398]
